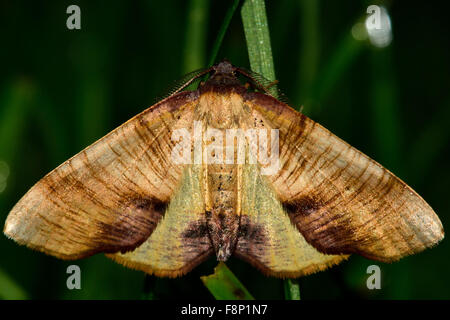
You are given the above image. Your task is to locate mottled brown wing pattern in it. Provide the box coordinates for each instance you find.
[245,92,444,262]
[3,60,444,279]
[3,91,199,260]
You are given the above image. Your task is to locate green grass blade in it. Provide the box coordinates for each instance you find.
[201,262,254,300]
[0,267,28,300]
[207,0,240,67]
[309,32,364,116]
[241,0,276,82]
[284,279,301,300]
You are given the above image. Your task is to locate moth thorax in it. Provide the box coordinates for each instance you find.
[199,93,243,129]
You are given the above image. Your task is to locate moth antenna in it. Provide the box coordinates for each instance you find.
[265,79,279,90]
[153,67,214,103]
[234,66,291,105]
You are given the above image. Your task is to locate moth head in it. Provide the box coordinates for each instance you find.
[211,59,236,76]
[170,60,278,99]
[209,60,279,98]
[202,60,241,89]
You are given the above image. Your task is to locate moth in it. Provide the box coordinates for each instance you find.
[3,61,444,278]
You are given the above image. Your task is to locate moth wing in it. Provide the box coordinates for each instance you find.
[107,165,213,277]
[246,93,444,262]
[4,91,198,259]
[234,164,347,278]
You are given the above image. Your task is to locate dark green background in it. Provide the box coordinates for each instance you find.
[0,0,449,299]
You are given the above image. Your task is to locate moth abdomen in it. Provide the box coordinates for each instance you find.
[205,165,240,261]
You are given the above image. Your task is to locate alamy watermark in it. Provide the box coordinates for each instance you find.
[66,264,81,290]
[366,264,381,290]
[66,5,81,30]
[171,121,280,175]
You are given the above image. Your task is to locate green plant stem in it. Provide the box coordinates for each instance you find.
[201,262,254,300]
[241,0,300,300]
[309,33,364,116]
[207,0,240,67]
[284,279,301,300]
[241,0,276,82]
[0,267,28,300]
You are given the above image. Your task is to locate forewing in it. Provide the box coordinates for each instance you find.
[245,93,444,262]
[4,91,199,259]
[234,164,347,278]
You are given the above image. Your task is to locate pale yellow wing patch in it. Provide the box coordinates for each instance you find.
[234,164,347,278]
[107,165,213,277]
